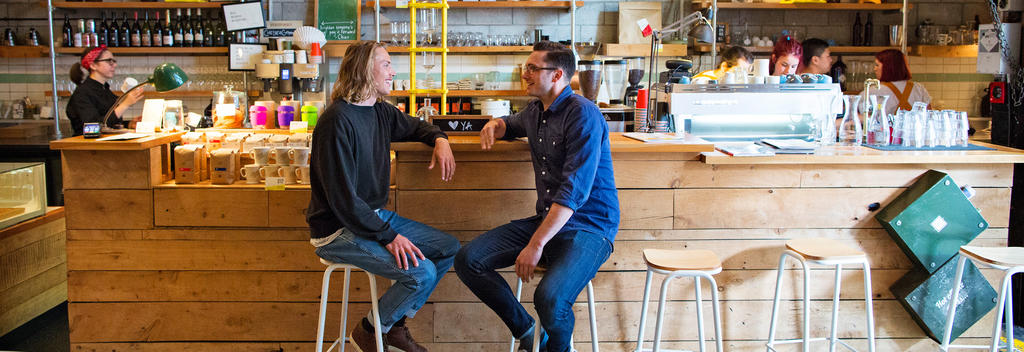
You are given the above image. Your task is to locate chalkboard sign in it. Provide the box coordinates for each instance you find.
[432,115,492,132]
[316,0,361,41]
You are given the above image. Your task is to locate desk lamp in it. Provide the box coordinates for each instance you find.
[642,10,714,132]
[101,63,189,132]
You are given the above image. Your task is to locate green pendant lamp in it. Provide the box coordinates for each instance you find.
[101,63,189,131]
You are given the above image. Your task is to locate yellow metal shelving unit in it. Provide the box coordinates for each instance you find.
[407,0,449,115]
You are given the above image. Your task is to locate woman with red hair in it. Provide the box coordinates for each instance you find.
[873,48,931,115]
[770,35,802,76]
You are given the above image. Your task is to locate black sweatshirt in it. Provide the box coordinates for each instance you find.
[66,77,120,136]
[306,99,447,245]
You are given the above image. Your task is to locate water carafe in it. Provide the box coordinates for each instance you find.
[865,95,890,146]
[839,95,863,146]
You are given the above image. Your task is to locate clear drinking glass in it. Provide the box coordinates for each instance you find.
[419,9,437,46]
[420,52,436,89]
[818,94,839,146]
[956,111,970,146]
[399,22,410,46]
[839,95,863,146]
[391,22,401,45]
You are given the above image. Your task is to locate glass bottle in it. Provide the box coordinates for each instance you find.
[416,98,438,123]
[152,11,163,47]
[163,10,174,47]
[62,15,73,47]
[839,95,863,146]
[864,13,874,46]
[866,95,890,146]
[852,13,863,46]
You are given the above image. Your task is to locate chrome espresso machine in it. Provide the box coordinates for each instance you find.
[654,83,843,141]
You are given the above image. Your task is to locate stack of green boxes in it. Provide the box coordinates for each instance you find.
[877,170,997,342]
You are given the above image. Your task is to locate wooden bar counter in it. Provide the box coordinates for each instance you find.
[52,132,1024,351]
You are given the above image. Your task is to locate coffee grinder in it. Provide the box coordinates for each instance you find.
[623,57,645,107]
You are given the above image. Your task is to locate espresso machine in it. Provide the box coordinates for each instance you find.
[623,57,645,107]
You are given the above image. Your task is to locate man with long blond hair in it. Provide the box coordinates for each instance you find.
[307,40,459,352]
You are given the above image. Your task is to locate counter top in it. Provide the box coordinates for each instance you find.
[50,133,183,151]
[701,141,1024,165]
[392,133,717,153]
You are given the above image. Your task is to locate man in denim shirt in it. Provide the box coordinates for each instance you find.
[454,41,619,352]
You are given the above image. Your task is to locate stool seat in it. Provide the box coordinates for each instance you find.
[643,249,721,272]
[960,246,1024,267]
[786,238,864,261]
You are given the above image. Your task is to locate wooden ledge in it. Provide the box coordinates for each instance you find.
[50,133,184,151]
[701,142,1024,165]
[0,207,64,242]
[392,133,716,153]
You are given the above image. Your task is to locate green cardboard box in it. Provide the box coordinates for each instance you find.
[890,255,997,342]
[875,170,988,273]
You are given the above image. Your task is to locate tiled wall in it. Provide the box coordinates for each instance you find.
[0,0,999,126]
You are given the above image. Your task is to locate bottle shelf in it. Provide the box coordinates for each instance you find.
[692,1,908,10]
[323,44,535,56]
[54,46,228,55]
[389,90,527,97]
[601,43,687,57]
[910,45,978,58]
[0,46,49,58]
[691,43,898,54]
[47,90,216,98]
[52,1,230,9]
[365,1,583,8]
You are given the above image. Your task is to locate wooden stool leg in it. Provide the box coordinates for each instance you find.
[694,276,706,352]
[828,264,843,352]
[940,255,968,351]
[635,269,654,352]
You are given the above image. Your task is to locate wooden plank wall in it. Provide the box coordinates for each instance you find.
[0,209,67,337]
[64,148,1014,351]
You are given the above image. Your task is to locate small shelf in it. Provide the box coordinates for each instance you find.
[55,46,228,55]
[389,90,527,97]
[692,1,908,10]
[0,46,48,58]
[601,43,686,56]
[691,43,898,54]
[52,1,229,9]
[47,90,215,98]
[324,44,534,56]
[365,0,583,8]
[911,45,978,58]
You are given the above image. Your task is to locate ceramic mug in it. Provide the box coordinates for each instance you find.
[251,147,272,165]
[766,75,781,84]
[240,164,262,184]
[937,33,953,46]
[259,164,282,180]
[270,146,292,165]
[289,147,311,165]
[295,166,311,184]
[277,165,299,184]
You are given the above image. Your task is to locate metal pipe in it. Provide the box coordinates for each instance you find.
[375,0,381,42]
[710,0,717,68]
[901,0,907,53]
[47,0,61,139]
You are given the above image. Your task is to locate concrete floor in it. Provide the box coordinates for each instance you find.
[0,302,69,352]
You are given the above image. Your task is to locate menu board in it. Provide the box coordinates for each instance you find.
[316,0,361,41]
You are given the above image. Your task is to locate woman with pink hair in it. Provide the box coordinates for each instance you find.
[770,35,803,76]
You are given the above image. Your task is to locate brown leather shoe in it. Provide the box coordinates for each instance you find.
[349,319,386,352]
[385,325,427,352]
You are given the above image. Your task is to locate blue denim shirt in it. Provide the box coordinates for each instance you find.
[501,86,620,242]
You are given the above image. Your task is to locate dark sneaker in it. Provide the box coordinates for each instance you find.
[385,325,427,352]
[517,324,548,352]
[349,318,387,352]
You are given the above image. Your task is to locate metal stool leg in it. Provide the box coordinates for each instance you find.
[828,264,843,352]
[861,259,876,352]
[695,276,706,352]
[990,270,1014,352]
[315,265,337,352]
[706,274,724,352]
[800,258,811,352]
[940,255,968,351]
[511,278,523,352]
[587,281,599,352]
[635,269,654,352]
[652,275,676,352]
[366,272,384,352]
[339,268,351,352]
[766,253,788,352]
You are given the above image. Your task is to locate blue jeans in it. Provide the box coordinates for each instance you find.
[315,209,460,333]
[454,217,613,352]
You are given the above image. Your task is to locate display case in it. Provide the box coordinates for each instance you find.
[0,162,46,230]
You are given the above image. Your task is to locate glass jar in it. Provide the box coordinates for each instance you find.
[603,59,628,105]
[576,60,602,102]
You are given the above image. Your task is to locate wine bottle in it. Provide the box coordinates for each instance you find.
[152,12,162,47]
[131,11,142,47]
[62,14,73,47]
[119,12,130,48]
[173,9,184,47]
[87,20,98,47]
[74,20,83,47]
[203,11,215,46]
[97,13,108,47]
[830,55,848,92]
[852,13,863,46]
[193,9,205,47]
[864,13,874,46]
[214,12,226,46]
[141,12,152,47]
[164,10,175,47]
[183,9,194,47]
[107,12,120,47]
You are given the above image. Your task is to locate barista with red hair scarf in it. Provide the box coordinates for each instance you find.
[66,46,143,136]
[770,35,802,76]
[872,48,931,115]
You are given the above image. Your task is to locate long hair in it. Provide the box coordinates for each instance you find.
[719,46,752,70]
[769,36,802,75]
[69,46,108,85]
[875,49,911,82]
[331,41,386,103]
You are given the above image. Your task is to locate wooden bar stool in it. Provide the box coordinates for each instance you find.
[940,246,1024,352]
[315,258,385,352]
[508,269,600,352]
[766,238,876,352]
[633,249,723,352]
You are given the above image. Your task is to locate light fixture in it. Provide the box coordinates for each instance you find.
[101,63,189,132]
[642,10,714,132]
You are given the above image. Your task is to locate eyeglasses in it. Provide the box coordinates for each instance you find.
[522,64,557,74]
[94,58,117,65]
